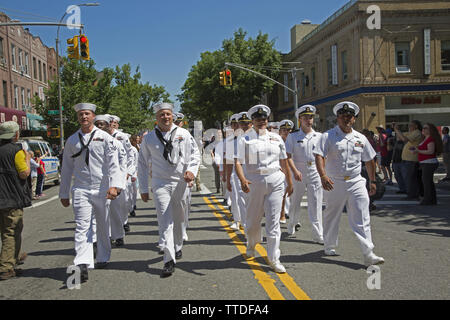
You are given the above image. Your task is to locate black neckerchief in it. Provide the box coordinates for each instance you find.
[154,126,178,165]
[72,130,97,166]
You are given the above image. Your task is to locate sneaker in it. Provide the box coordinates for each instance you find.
[312,237,324,245]
[364,253,385,267]
[295,223,302,231]
[230,222,240,231]
[0,269,16,281]
[246,246,255,258]
[269,260,286,273]
[324,248,338,256]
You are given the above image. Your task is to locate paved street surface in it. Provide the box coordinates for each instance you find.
[0,164,449,300]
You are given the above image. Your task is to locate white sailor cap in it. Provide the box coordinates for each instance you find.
[174,112,185,121]
[73,103,96,113]
[109,115,120,123]
[230,114,240,123]
[248,104,271,119]
[268,122,278,128]
[279,119,294,130]
[94,115,111,123]
[295,105,316,119]
[333,101,359,116]
[153,102,174,114]
[238,111,251,122]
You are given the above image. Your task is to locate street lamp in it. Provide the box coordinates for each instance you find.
[55,3,100,151]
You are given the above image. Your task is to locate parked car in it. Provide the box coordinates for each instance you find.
[18,136,60,186]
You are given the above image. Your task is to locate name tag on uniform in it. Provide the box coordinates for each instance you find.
[355,141,364,148]
[117,137,123,141]
[297,140,303,143]
[269,138,278,142]
[175,136,185,142]
[93,138,104,142]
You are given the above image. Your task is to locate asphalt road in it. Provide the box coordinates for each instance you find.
[0,165,449,301]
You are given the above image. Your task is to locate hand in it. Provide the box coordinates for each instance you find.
[106,187,119,200]
[321,175,334,191]
[286,183,294,197]
[227,180,232,192]
[240,179,252,193]
[184,171,195,183]
[369,182,377,196]
[131,177,137,182]
[141,193,149,202]
[293,169,302,182]
[60,199,70,207]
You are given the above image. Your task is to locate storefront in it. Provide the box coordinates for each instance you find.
[0,106,27,130]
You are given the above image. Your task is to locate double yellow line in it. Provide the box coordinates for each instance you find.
[203,196,311,301]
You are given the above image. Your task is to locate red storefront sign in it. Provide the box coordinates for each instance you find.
[0,106,28,130]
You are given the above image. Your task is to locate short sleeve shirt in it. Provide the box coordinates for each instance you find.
[15,150,28,173]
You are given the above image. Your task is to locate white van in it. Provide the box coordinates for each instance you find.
[19,137,61,186]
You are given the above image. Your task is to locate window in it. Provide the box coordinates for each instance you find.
[14,85,19,109]
[327,58,333,85]
[441,40,450,71]
[38,60,42,81]
[25,53,29,75]
[18,48,23,70]
[301,73,306,97]
[21,87,25,110]
[2,81,7,107]
[43,63,47,82]
[311,67,316,92]
[33,57,37,79]
[11,44,16,70]
[395,42,411,73]
[27,89,31,106]
[342,51,348,80]
[0,37,4,58]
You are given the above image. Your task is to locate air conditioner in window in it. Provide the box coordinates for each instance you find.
[0,57,6,66]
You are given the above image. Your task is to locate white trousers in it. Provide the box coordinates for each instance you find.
[230,172,246,225]
[110,190,126,241]
[287,173,323,240]
[72,188,111,267]
[323,176,375,256]
[127,178,137,213]
[283,181,291,215]
[182,186,192,239]
[245,171,285,262]
[152,178,186,263]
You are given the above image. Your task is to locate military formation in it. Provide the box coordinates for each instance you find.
[59,100,384,282]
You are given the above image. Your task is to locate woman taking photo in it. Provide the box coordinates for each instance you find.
[412,123,443,205]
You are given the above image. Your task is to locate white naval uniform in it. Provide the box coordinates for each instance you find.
[127,145,139,214]
[314,126,376,255]
[111,129,134,226]
[109,138,127,241]
[59,127,123,268]
[235,128,287,262]
[224,134,246,226]
[285,129,323,240]
[138,124,200,263]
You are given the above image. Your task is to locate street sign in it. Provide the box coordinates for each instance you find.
[48,110,59,115]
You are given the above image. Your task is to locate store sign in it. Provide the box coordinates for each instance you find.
[401,96,441,105]
[424,29,431,75]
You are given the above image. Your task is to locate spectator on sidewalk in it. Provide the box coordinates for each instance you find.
[440,127,450,182]
[28,151,40,200]
[35,150,47,198]
[411,123,443,205]
[391,131,407,194]
[0,121,32,281]
[376,125,393,185]
[394,120,423,200]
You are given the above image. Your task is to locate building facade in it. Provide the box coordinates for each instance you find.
[0,12,56,132]
[277,0,450,132]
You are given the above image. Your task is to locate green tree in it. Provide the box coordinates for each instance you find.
[178,28,282,128]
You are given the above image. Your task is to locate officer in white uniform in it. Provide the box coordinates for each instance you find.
[125,133,138,218]
[59,103,123,281]
[138,103,200,277]
[225,114,243,231]
[278,119,294,224]
[109,115,134,235]
[286,105,324,243]
[314,101,385,267]
[234,105,293,273]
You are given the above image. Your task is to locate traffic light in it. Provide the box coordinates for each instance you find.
[67,36,79,60]
[79,34,90,60]
[225,69,232,86]
[47,128,60,139]
[219,70,226,86]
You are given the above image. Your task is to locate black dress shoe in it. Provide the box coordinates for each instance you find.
[123,223,130,232]
[161,260,175,278]
[115,238,124,247]
[295,223,301,231]
[78,264,88,282]
[93,243,97,259]
[129,210,136,217]
[175,250,182,260]
[95,262,108,269]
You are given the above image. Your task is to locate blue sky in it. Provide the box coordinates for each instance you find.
[2,0,349,110]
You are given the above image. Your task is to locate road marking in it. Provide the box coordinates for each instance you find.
[26,195,59,209]
[203,196,285,300]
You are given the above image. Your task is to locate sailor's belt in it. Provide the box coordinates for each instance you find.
[296,161,315,167]
[256,168,279,176]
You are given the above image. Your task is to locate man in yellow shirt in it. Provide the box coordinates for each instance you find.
[0,121,31,281]
[394,120,423,200]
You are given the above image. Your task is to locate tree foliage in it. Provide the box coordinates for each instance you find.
[178,28,282,129]
[34,58,171,139]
